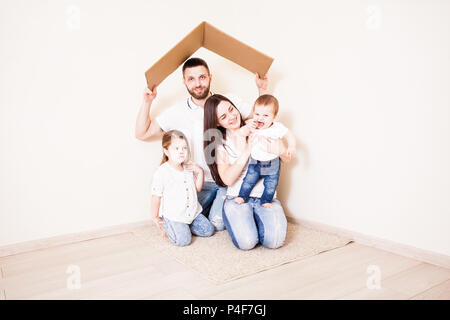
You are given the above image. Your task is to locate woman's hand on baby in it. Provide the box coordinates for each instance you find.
[287,146,296,159]
[260,137,285,156]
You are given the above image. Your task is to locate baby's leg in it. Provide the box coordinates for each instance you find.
[260,158,281,206]
[162,217,192,246]
[237,160,261,203]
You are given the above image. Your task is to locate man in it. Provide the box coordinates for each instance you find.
[135,57,270,231]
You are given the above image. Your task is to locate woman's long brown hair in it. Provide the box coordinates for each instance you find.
[203,94,244,187]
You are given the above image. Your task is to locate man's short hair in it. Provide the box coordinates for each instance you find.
[182,57,210,75]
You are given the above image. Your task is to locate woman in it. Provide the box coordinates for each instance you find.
[203,94,291,250]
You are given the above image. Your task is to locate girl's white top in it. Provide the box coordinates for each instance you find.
[251,121,288,161]
[219,135,277,199]
[151,162,202,224]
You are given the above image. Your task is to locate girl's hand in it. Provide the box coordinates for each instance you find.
[152,216,167,238]
[143,86,157,104]
[184,162,203,175]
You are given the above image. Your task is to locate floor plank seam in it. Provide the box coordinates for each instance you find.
[374,262,425,288]
[407,278,450,300]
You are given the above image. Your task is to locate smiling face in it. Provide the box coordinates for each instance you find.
[216,100,241,129]
[164,137,189,164]
[253,103,276,129]
[183,66,212,100]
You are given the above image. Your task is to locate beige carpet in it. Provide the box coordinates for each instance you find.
[132,222,352,284]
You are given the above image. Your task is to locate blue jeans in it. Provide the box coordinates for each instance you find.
[222,197,288,250]
[197,181,227,231]
[238,157,281,204]
[162,214,214,246]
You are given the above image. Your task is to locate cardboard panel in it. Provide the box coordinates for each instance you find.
[202,22,273,77]
[145,22,204,90]
[144,21,274,89]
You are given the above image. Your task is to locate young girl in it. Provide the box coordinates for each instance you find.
[150,130,214,246]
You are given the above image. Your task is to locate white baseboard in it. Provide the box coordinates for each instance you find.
[0,220,152,258]
[287,216,450,269]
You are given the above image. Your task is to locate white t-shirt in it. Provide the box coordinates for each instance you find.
[155,93,251,182]
[219,137,277,199]
[251,122,289,161]
[151,162,202,224]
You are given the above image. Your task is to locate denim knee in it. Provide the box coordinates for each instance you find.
[202,223,215,237]
[236,235,259,250]
[172,231,192,247]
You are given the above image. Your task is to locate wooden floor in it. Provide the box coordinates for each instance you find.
[0,231,449,300]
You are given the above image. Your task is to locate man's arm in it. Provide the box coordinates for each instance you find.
[255,73,269,96]
[135,87,164,141]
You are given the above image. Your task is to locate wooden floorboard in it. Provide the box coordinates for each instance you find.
[410,279,450,300]
[0,232,448,300]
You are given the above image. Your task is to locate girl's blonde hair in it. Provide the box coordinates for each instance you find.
[161,130,191,165]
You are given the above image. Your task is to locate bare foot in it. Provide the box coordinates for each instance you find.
[234,197,245,204]
[262,203,273,208]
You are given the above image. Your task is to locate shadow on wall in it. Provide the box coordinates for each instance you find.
[277,110,310,217]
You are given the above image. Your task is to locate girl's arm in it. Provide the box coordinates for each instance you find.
[184,163,204,192]
[150,195,161,220]
[150,195,166,237]
[193,166,204,192]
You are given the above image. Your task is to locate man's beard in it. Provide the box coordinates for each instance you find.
[188,84,211,100]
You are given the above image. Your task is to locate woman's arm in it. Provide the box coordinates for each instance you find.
[284,130,297,159]
[216,142,252,186]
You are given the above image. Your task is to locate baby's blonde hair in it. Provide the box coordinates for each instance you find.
[160,130,190,165]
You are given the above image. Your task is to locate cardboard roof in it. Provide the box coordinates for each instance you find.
[145,21,274,90]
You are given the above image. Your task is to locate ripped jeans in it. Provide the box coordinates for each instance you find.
[222,196,288,250]
[197,181,227,231]
[162,213,214,247]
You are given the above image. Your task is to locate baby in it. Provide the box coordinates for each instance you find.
[235,94,296,208]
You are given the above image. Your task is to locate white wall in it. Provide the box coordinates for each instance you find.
[1,0,449,256]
